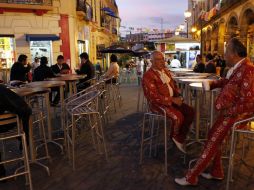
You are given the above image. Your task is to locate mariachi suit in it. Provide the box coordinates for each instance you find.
[185,59,254,184]
[142,68,194,143]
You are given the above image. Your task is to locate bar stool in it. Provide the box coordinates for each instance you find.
[226,116,254,190]
[140,104,171,175]
[0,113,33,190]
[65,90,108,170]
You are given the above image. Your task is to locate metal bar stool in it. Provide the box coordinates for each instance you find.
[140,104,171,175]
[226,116,254,190]
[65,90,108,170]
[0,113,33,190]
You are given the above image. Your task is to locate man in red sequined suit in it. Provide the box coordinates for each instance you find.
[175,38,254,186]
[142,51,195,153]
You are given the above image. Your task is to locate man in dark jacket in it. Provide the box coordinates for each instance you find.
[51,55,70,75]
[33,56,55,81]
[76,52,95,90]
[0,84,32,179]
[10,54,31,82]
[193,54,205,73]
[204,53,216,73]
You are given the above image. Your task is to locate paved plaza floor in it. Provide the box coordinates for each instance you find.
[1,84,254,190]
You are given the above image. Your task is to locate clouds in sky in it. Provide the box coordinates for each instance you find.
[116,0,188,31]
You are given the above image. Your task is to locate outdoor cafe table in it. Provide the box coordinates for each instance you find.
[24,81,66,144]
[189,82,220,142]
[12,87,51,162]
[177,78,215,104]
[46,74,86,96]
[169,68,193,72]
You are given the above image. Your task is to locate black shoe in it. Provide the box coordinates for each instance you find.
[0,165,7,183]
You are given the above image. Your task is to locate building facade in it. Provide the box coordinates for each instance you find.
[0,0,120,71]
[190,0,254,61]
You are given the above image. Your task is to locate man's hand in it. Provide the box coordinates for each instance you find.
[172,97,183,106]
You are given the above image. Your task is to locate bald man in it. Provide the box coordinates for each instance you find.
[175,38,254,186]
[142,51,194,153]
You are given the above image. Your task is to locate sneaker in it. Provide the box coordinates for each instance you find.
[200,173,223,180]
[172,138,186,153]
[175,177,195,186]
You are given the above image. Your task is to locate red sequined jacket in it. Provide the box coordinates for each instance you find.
[142,68,181,107]
[210,59,254,116]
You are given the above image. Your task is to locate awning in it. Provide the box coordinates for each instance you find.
[101,7,119,18]
[26,34,60,41]
[0,34,15,38]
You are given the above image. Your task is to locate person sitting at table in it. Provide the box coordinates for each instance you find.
[33,57,59,106]
[142,51,195,153]
[175,38,254,186]
[0,84,32,179]
[204,53,216,73]
[75,52,95,90]
[51,55,70,75]
[104,54,119,84]
[193,55,205,73]
[10,54,31,85]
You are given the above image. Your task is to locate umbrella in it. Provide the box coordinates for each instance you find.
[100,45,133,54]
[132,48,150,57]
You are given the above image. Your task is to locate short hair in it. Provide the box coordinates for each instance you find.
[206,53,213,61]
[18,54,28,62]
[229,38,247,57]
[110,54,118,62]
[196,54,202,59]
[80,52,89,60]
[34,57,39,61]
[40,56,48,65]
[173,55,177,59]
[57,55,64,60]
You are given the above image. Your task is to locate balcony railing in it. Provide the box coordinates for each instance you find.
[76,0,93,21]
[0,0,52,6]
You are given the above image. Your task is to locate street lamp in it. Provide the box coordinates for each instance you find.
[184,10,192,38]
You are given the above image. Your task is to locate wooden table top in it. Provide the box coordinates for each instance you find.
[24,81,66,88]
[46,74,86,82]
[12,87,50,97]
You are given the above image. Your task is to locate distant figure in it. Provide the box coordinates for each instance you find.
[51,55,70,75]
[33,56,55,81]
[104,54,120,84]
[170,55,181,68]
[193,55,205,73]
[31,57,40,74]
[204,53,216,73]
[76,52,95,89]
[10,54,31,82]
[95,62,102,75]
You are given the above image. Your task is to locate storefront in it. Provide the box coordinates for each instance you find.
[0,35,16,69]
[26,34,60,66]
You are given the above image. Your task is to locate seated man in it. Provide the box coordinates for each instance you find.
[76,52,95,90]
[142,51,194,153]
[193,55,205,73]
[175,38,254,186]
[0,84,32,179]
[10,54,31,84]
[51,55,70,75]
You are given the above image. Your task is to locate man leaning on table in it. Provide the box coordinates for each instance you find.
[142,51,195,153]
[175,38,254,186]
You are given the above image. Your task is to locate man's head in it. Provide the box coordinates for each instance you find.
[196,54,202,63]
[80,52,89,64]
[110,54,118,62]
[173,55,177,59]
[34,57,39,63]
[206,53,213,62]
[18,54,28,65]
[224,38,247,67]
[40,56,48,65]
[57,55,64,65]
[151,51,165,70]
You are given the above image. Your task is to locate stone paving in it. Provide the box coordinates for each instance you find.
[1,84,254,190]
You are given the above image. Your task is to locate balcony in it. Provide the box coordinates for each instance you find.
[0,0,53,11]
[76,0,93,22]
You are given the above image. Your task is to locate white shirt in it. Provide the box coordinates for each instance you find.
[226,58,245,79]
[155,69,174,97]
[170,59,181,68]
